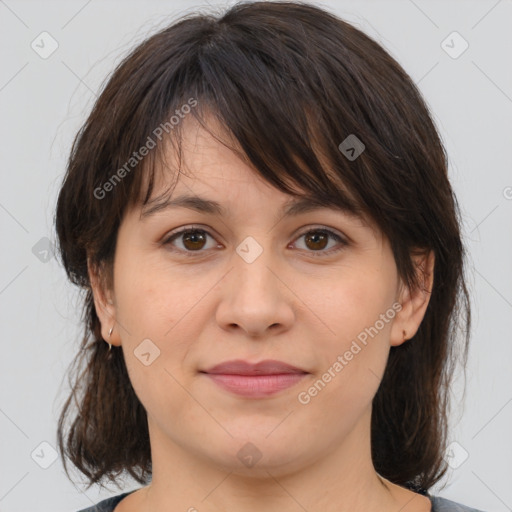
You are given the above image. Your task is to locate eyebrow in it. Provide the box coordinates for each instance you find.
[140,193,362,221]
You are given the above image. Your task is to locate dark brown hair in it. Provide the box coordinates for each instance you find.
[55,0,472,493]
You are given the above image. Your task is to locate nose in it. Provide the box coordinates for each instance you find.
[215,240,295,338]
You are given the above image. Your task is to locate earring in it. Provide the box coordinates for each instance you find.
[108,326,113,351]
[403,330,407,342]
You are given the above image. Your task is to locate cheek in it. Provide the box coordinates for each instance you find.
[303,269,396,346]
[111,263,193,394]
[114,252,199,338]
[295,271,395,403]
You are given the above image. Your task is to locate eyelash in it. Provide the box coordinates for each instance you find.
[162,225,348,258]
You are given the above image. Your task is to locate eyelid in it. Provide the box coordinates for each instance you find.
[293,224,348,243]
[162,224,221,244]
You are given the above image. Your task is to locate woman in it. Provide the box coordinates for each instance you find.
[55,1,484,511]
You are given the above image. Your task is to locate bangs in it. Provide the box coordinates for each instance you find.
[114,14,382,231]
[131,100,369,227]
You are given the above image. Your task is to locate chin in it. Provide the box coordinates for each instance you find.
[199,434,310,477]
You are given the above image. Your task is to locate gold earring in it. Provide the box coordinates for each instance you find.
[108,326,113,351]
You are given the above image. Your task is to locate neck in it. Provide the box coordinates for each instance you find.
[132,407,428,512]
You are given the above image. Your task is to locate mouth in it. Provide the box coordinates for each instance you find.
[199,359,309,398]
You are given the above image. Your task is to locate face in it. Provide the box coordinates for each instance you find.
[90,115,433,478]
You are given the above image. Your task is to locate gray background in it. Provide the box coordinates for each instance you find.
[0,0,511,510]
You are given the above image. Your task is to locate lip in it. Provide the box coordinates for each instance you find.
[200,359,309,398]
[202,359,307,375]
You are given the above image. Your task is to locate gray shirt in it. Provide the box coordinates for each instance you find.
[76,490,487,511]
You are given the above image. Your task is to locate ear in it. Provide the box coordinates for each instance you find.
[87,258,121,347]
[390,249,435,347]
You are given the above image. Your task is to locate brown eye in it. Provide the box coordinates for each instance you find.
[293,228,347,257]
[304,231,329,251]
[181,230,207,250]
[163,226,347,258]
[164,228,217,254]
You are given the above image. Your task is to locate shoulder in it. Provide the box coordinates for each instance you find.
[75,490,135,512]
[430,495,487,512]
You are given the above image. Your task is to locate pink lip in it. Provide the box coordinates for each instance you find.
[202,359,307,375]
[200,359,309,398]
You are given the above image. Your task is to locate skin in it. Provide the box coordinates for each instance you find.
[89,115,435,512]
